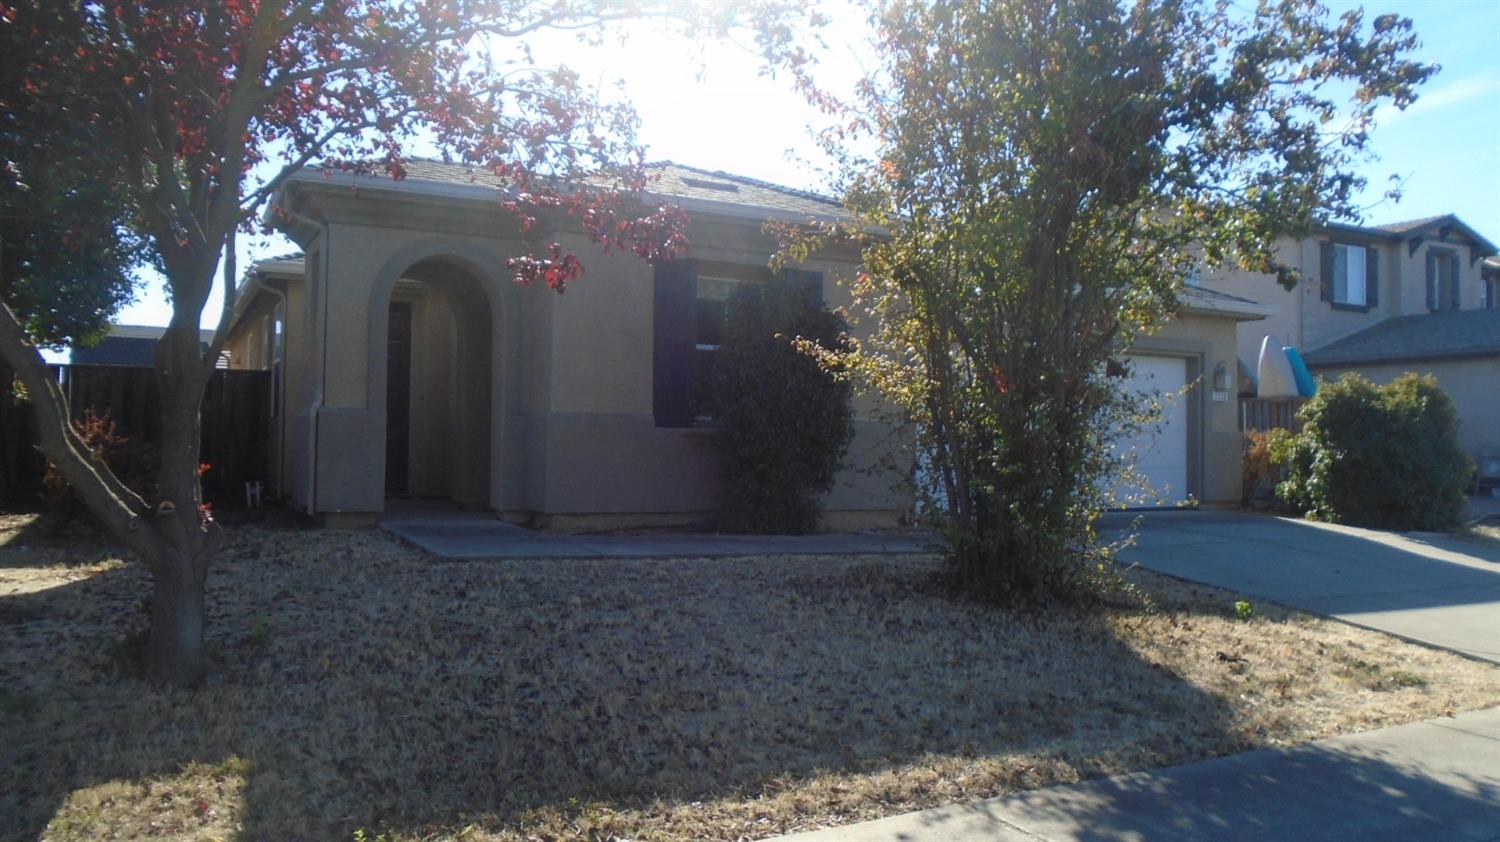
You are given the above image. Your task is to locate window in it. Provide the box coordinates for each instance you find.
[1320,241,1375,308]
[1319,241,1378,308]
[1484,278,1497,310]
[653,263,823,428]
[1426,249,1460,312]
[690,276,753,424]
[1332,244,1366,305]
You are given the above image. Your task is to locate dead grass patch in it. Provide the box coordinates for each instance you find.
[1,514,1497,840]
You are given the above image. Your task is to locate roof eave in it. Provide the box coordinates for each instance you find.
[279,168,853,228]
[1305,349,1500,368]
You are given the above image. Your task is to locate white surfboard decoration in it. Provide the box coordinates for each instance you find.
[1257,333,1298,398]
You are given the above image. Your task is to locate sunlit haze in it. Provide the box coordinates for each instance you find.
[105,0,1500,334]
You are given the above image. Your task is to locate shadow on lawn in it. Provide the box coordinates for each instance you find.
[0,520,1376,840]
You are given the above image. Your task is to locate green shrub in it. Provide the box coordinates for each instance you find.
[1268,373,1471,530]
[711,277,855,534]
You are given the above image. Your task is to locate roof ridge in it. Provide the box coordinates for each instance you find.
[1370,213,1453,232]
[649,160,842,207]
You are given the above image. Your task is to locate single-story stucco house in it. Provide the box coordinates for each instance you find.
[224,161,1261,526]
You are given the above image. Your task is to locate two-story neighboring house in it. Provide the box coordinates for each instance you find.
[1199,214,1500,464]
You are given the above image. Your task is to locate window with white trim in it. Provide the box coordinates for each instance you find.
[1320,240,1378,310]
[1331,243,1366,306]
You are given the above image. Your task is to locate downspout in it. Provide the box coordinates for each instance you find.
[264,194,330,514]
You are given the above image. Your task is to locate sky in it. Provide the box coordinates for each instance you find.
[108,0,1500,331]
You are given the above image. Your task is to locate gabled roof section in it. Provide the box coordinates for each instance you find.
[1179,285,1275,321]
[303,158,850,224]
[1371,215,1451,235]
[1320,213,1497,259]
[1302,308,1500,367]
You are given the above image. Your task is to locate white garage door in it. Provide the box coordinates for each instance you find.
[1115,355,1190,506]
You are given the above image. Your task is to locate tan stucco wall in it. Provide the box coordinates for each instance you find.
[1197,237,1305,370]
[1310,358,1500,462]
[1131,310,1247,505]
[529,221,907,520]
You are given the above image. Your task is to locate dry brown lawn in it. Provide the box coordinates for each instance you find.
[2,512,1498,841]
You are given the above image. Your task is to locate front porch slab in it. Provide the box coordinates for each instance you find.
[379,509,934,559]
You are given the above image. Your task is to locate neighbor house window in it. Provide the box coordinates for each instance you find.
[1484,278,1497,310]
[1320,241,1376,308]
[1427,248,1461,312]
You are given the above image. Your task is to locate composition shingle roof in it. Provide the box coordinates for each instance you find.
[1302,308,1500,367]
[1370,215,1452,235]
[355,158,849,221]
[1182,285,1262,308]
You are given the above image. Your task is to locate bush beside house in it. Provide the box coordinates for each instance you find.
[1269,373,1472,531]
[711,278,854,534]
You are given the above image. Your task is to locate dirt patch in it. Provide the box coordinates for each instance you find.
[2,515,1497,840]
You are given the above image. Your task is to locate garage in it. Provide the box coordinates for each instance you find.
[1115,354,1191,506]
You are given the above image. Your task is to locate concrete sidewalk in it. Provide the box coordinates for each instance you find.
[1100,509,1500,664]
[780,707,1500,841]
[380,509,935,559]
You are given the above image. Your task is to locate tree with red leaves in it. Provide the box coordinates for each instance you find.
[0,0,818,687]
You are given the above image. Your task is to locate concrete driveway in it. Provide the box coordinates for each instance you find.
[1101,509,1500,663]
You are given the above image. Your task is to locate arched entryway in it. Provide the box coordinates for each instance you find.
[383,258,493,507]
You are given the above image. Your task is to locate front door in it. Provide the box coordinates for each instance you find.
[385,301,413,495]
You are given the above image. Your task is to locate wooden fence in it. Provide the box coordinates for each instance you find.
[1240,397,1309,433]
[0,364,270,509]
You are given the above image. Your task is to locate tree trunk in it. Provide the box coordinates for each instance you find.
[144,542,212,686]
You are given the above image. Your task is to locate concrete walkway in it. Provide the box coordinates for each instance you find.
[1100,509,1500,664]
[780,707,1500,841]
[379,509,934,559]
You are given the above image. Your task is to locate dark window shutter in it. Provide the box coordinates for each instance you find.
[1426,251,1438,310]
[1365,247,1379,307]
[653,261,697,428]
[1319,241,1334,302]
[1450,253,1461,309]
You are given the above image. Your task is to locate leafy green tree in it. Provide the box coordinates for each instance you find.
[804,0,1434,599]
[1,33,146,347]
[712,276,854,534]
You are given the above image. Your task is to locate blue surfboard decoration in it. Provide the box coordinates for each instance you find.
[1283,346,1318,397]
